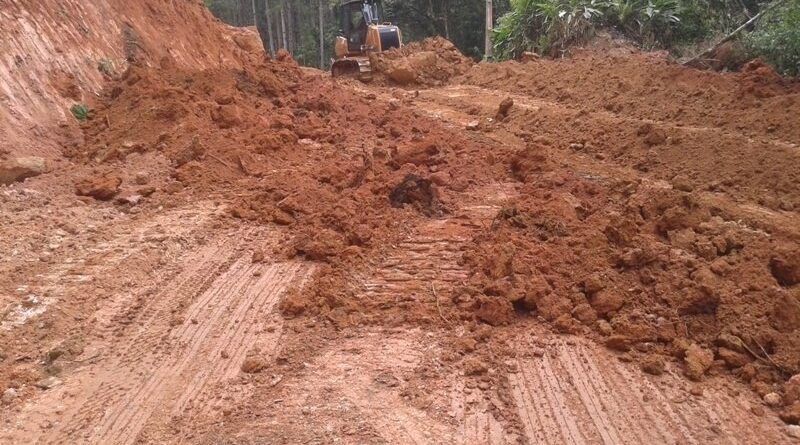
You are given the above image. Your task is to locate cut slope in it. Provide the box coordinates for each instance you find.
[0,0,256,158]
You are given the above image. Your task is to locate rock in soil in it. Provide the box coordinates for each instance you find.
[785,374,800,405]
[2,388,17,405]
[765,392,784,407]
[241,357,267,374]
[496,97,514,119]
[75,174,122,201]
[684,344,714,380]
[0,157,47,185]
[388,174,444,217]
[641,355,666,376]
[780,402,800,425]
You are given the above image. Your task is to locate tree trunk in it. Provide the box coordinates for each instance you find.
[485,0,493,58]
[319,0,325,68]
[280,2,288,51]
[443,0,450,40]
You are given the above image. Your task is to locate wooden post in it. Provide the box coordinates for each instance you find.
[485,0,493,59]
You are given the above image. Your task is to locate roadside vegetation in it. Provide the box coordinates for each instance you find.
[493,0,800,75]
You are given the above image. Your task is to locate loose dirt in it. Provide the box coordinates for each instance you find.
[1,1,799,444]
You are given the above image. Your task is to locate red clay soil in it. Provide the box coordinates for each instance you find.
[460,54,800,212]
[369,37,475,86]
[71,37,800,419]
[3,0,800,434]
[434,48,800,412]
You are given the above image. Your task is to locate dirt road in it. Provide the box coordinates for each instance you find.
[1,3,799,442]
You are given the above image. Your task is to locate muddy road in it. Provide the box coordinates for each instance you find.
[2,4,800,443]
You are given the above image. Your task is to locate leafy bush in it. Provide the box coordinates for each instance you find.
[70,104,90,122]
[493,0,797,68]
[494,0,610,59]
[494,0,685,58]
[745,0,800,76]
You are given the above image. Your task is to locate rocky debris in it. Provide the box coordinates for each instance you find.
[771,293,800,333]
[0,157,47,185]
[241,357,267,374]
[392,140,441,167]
[764,392,783,407]
[590,290,625,317]
[785,374,800,405]
[134,171,149,185]
[474,296,514,326]
[717,347,750,368]
[788,425,800,439]
[388,174,444,217]
[770,251,800,286]
[496,97,514,120]
[172,137,206,167]
[35,376,63,390]
[684,344,714,380]
[781,403,800,425]
[2,388,17,405]
[75,174,122,201]
[115,191,142,206]
[385,59,417,85]
[641,355,666,375]
[370,37,473,86]
[637,123,667,146]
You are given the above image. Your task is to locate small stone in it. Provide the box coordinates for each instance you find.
[2,388,17,405]
[765,392,783,407]
[496,97,514,119]
[465,121,480,131]
[596,319,613,336]
[35,376,62,390]
[684,344,714,380]
[590,290,625,316]
[75,174,122,201]
[134,171,149,185]
[785,374,800,405]
[241,357,267,374]
[641,356,666,376]
[781,402,800,424]
[689,385,704,397]
[787,425,800,438]
[717,347,750,369]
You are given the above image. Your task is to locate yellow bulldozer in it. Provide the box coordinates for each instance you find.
[332,0,402,80]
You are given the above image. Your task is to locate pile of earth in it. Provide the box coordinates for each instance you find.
[459,54,800,213]
[441,50,800,420]
[70,48,502,322]
[369,37,474,86]
[459,52,800,149]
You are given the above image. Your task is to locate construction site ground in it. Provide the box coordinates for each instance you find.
[1,2,800,444]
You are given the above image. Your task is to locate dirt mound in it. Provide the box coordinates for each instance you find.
[370,37,474,86]
[460,51,800,149]
[459,52,800,213]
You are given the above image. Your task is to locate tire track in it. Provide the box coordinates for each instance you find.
[2,226,307,445]
[509,337,792,445]
[87,260,308,445]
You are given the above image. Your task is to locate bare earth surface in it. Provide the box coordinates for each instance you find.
[2,1,800,444]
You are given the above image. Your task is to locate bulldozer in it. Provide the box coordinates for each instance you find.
[332,0,402,80]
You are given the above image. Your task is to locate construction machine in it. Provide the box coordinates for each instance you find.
[332,0,402,80]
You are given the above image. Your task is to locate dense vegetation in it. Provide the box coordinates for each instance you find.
[493,0,799,74]
[204,0,800,75]
[745,0,800,75]
[204,0,509,66]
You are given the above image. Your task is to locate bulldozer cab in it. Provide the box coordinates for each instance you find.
[339,0,383,53]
